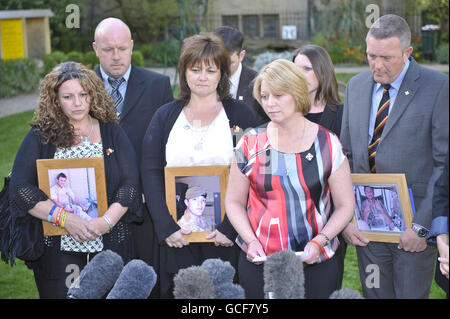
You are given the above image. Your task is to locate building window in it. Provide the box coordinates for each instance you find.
[242,15,259,37]
[222,15,239,30]
[263,14,279,39]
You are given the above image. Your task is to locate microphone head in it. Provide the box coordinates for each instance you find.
[329,288,364,299]
[106,259,157,299]
[215,282,246,299]
[173,266,216,299]
[67,250,124,299]
[200,258,235,287]
[263,249,305,299]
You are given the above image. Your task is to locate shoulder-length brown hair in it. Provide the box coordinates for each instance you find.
[292,44,342,106]
[177,32,231,102]
[30,62,118,148]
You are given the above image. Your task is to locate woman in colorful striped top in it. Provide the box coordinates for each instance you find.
[225,59,355,298]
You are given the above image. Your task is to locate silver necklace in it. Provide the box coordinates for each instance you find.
[76,115,93,147]
[185,102,219,151]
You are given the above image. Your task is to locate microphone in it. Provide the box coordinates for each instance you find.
[173,266,216,299]
[67,250,124,299]
[329,288,364,299]
[200,258,245,299]
[106,259,157,299]
[263,250,305,299]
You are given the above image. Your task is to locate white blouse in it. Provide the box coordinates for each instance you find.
[166,107,234,167]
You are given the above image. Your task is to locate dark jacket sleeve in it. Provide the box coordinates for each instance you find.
[141,104,181,244]
[102,122,142,222]
[428,151,449,242]
[7,128,49,263]
[9,129,49,218]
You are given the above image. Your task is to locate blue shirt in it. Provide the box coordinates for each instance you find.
[99,65,132,103]
[368,59,410,144]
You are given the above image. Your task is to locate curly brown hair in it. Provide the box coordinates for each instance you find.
[30,62,118,148]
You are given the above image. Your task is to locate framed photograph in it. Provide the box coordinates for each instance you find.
[165,166,229,243]
[36,157,108,236]
[351,174,414,243]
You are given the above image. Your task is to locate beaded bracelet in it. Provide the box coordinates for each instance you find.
[47,205,57,222]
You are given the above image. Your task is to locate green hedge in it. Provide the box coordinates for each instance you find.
[436,43,449,64]
[0,58,41,98]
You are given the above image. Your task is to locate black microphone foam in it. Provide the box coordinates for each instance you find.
[263,249,305,299]
[106,259,157,299]
[67,250,124,299]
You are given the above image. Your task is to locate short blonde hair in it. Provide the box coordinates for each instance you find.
[253,59,310,115]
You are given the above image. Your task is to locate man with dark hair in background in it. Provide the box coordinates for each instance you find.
[214,26,269,125]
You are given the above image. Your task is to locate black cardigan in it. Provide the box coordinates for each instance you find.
[6,121,142,264]
[141,98,258,243]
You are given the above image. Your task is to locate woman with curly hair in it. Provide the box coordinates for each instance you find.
[8,62,142,298]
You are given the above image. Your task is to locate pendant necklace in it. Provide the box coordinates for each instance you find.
[76,115,93,147]
[186,102,219,151]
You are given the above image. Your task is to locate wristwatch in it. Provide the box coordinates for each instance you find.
[411,223,429,238]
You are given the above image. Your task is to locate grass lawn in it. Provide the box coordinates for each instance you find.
[0,93,446,299]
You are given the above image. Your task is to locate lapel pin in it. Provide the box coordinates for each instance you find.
[404,91,410,95]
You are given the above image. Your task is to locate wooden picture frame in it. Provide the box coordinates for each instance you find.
[36,157,108,236]
[165,165,229,243]
[351,173,414,243]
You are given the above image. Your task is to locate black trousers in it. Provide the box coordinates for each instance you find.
[32,248,99,299]
[238,251,338,299]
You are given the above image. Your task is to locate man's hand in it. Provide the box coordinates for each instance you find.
[342,223,370,246]
[398,228,427,252]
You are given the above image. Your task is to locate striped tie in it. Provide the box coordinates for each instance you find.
[108,77,125,115]
[368,83,391,173]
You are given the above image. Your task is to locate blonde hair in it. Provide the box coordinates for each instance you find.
[31,62,118,148]
[253,59,310,115]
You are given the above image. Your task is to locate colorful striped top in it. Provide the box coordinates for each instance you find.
[235,124,346,261]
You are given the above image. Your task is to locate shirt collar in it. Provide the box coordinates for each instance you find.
[99,64,132,83]
[375,58,410,92]
[229,62,242,87]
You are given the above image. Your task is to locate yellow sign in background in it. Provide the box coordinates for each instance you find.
[0,19,25,60]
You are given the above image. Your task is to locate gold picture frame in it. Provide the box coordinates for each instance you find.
[36,157,107,236]
[351,173,414,243]
[165,165,229,243]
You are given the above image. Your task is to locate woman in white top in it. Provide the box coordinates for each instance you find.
[141,33,257,298]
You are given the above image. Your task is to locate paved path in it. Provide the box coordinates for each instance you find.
[1,64,448,118]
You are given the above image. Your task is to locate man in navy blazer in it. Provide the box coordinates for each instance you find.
[340,14,449,298]
[92,18,173,283]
